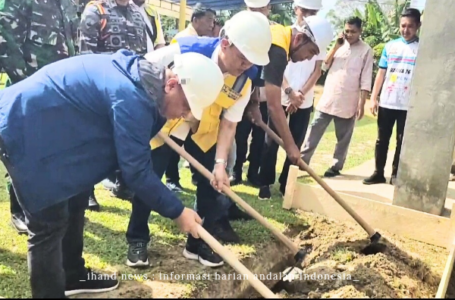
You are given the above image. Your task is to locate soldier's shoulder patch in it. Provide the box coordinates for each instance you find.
[0,0,5,11]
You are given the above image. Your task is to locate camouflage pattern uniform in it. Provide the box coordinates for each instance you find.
[79,0,148,54]
[0,0,78,84]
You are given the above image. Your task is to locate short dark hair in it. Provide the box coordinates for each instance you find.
[401,8,421,24]
[345,16,362,28]
[191,3,216,21]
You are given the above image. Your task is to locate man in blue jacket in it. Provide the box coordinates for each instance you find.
[0,49,224,298]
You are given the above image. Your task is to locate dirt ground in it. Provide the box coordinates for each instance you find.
[274,211,448,299]
[70,210,452,299]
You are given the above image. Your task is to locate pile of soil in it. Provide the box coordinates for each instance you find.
[270,211,448,299]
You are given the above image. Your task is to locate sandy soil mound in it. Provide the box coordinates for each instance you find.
[271,212,447,299]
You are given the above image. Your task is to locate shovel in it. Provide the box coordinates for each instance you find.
[157,132,307,283]
[253,119,386,255]
[196,225,278,298]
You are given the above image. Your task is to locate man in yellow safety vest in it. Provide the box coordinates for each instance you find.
[232,0,274,187]
[164,3,217,193]
[125,10,272,268]
[254,15,334,200]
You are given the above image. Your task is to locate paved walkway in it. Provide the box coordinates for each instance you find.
[301,151,455,217]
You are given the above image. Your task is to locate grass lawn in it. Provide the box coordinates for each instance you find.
[0,87,397,298]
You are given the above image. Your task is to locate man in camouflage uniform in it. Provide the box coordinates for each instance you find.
[0,0,99,235]
[79,0,147,55]
[79,0,148,202]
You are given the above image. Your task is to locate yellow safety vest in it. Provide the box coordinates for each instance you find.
[0,73,10,90]
[150,25,287,153]
[150,73,252,152]
[270,23,292,60]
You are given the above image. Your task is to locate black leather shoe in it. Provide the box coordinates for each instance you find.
[324,167,341,177]
[11,213,27,234]
[363,171,386,185]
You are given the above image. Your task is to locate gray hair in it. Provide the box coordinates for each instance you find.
[138,59,167,114]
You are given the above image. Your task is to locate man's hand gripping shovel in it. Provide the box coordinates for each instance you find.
[248,115,387,257]
[157,132,307,290]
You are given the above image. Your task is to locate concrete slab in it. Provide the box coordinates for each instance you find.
[304,151,455,217]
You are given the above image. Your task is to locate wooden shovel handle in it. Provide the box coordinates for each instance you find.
[157,132,299,254]
[435,237,455,298]
[197,225,278,298]
[255,120,377,238]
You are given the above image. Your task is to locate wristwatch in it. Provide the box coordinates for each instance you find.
[215,158,227,167]
[284,87,293,95]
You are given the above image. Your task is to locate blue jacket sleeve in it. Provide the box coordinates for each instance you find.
[110,94,185,220]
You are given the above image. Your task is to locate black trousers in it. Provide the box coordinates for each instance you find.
[7,177,22,214]
[375,106,408,176]
[258,105,312,189]
[184,137,231,222]
[184,137,232,248]
[126,137,182,244]
[166,149,181,183]
[0,134,90,298]
[25,193,90,298]
[127,133,230,244]
[234,102,269,178]
[166,136,196,183]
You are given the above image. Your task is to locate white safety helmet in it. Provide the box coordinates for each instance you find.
[244,0,270,8]
[172,52,224,120]
[294,0,322,10]
[222,10,272,66]
[295,15,333,53]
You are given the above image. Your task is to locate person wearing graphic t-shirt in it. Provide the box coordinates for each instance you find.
[363,8,421,186]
